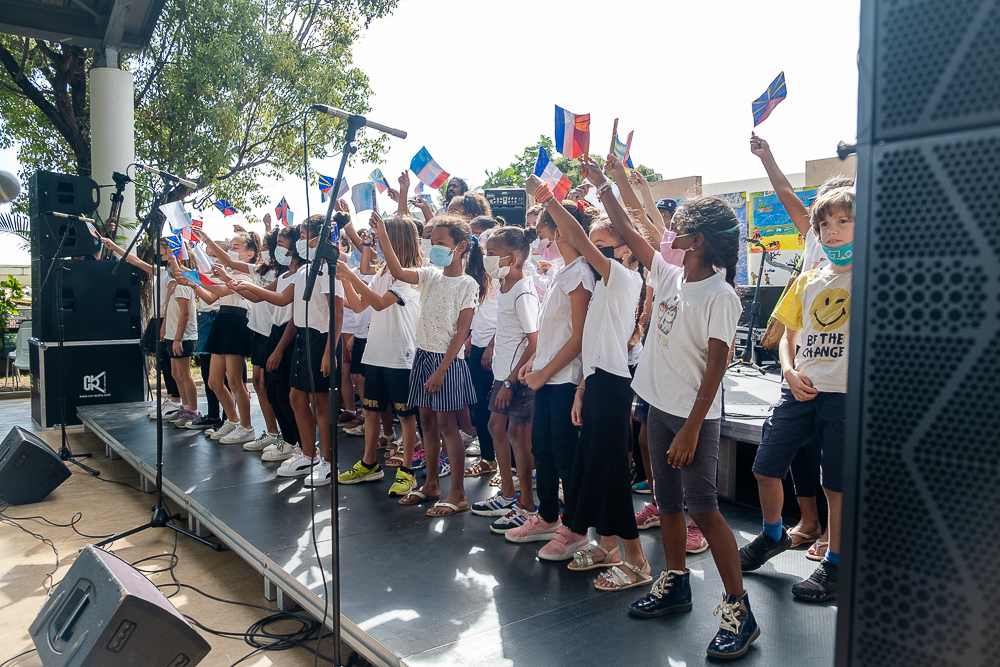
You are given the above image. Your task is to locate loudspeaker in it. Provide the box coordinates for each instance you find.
[29,545,210,667]
[484,188,527,227]
[837,1,1000,666]
[0,427,70,505]
[30,259,142,342]
[30,339,148,429]
[734,284,785,329]
[29,171,102,259]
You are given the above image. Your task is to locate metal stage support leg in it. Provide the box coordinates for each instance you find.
[188,515,211,538]
[263,577,277,602]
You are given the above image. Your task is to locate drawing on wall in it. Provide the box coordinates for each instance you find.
[716,191,748,285]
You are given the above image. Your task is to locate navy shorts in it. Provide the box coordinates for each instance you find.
[363,365,416,416]
[752,389,845,493]
[165,339,195,359]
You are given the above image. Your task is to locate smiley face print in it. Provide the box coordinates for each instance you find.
[809,288,851,332]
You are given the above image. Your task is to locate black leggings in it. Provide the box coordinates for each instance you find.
[265,323,300,446]
[159,346,179,398]
[468,346,496,461]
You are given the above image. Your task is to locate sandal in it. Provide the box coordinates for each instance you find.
[567,544,622,571]
[464,459,498,477]
[398,490,439,506]
[488,469,517,487]
[426,501,469,517]
[384,445,406,467]
[806,540,829,562]
[594,560,653,592]
[788,528,820,549]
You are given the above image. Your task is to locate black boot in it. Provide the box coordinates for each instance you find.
[628,569,692,617]
[792,560,838,602]
[706,590,760,660]
[738,529,791,571]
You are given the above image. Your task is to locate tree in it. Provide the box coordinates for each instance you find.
[0,0,398,215]
[481,135,661,190]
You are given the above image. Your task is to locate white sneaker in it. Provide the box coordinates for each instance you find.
[303,459,332,487]
[221,425,255,445]
[210,421,239,440]
[465,442,481,456]
[461,430,478,446]
[175,409,200,428]
[276,453,316,477]
[262,440,298,462]
[154,402,182,420]
[244,432,277,451]
[148,398,172,417]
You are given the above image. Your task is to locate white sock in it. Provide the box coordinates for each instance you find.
[268,432,279,437]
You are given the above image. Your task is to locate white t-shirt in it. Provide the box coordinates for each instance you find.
[219,271,250,309]
[164,285,198,341]
[414,267,480,354]
[292,263,344,334]
[532,256,595,386]
[153,268,172,315]
[247,269,277,335]
[470,283,498,348]
[271,271,296,327]
[581,260,643,379]
[198,298,220,313]
[492,276,540,382]
[351,272,374,339]
[632,253,742,420]
[361,270,420,369]
[801,228,829,273]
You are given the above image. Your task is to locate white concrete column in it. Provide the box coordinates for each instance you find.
[89,68,136,242]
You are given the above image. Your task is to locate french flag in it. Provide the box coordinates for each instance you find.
[410,147,450,189]
[533,146,572,202]
[554,105,590,159]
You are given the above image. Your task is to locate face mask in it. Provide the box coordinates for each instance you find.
[347,250,361,269]
[599,245,624,264]
[428,245,456,268]
[530,238,540,250]
[420,238,433,256]
[295,238,312,260]
[227,249,243,261]
[483,255,510,280]
[274,246,293,266]
[660,230,686,267]
[822,240,854,266]
[538,239,560,262]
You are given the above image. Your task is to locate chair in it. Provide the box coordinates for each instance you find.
[7,321,31,389]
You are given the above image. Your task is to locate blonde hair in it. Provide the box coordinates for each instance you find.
[810,187,855,235]
[379,215,421,273]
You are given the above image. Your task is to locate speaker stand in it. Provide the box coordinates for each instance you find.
[729,239,769,375]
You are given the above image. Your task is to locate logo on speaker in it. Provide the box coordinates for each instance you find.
[83,372,107,394]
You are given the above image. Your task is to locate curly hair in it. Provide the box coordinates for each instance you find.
[672,196,741,287]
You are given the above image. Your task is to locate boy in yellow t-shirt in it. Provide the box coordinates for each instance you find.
[738,187,855,603]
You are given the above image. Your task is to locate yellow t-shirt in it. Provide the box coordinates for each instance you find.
[772,268,852,393]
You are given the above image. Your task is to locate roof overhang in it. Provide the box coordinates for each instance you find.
[0,0,167,53]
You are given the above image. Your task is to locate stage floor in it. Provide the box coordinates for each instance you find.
[77,382,833,667]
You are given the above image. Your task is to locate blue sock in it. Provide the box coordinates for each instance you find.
[824,550,840,566]
[763,520,783,541]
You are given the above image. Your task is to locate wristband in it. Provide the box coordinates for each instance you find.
[534,183,554,204]
[596,182,613,197]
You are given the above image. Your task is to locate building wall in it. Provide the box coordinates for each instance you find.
[0,265,30,288]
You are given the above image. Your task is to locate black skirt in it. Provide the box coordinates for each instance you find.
[249,332,270,367]
[264,322,295,386]
[204,306,250,356]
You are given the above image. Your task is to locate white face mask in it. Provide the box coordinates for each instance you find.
[295,238,312,260]
[483,255,510,280]
[274,246,292,266]
[227,249,243,261]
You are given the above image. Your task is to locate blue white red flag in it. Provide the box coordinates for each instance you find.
[275,197,290,227]
[554,105,591,159]
[533,146,572,202]
[409,147,450,189]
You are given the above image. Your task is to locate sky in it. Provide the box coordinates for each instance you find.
[0,0,862,265]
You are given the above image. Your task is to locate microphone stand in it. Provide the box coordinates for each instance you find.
[729,237,769,374]
[96,176,220,552]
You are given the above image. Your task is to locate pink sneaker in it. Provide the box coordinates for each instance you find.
[538,525,589,561]
[505,514,561,544]
[686,521,708,554]
[635,503,660,530]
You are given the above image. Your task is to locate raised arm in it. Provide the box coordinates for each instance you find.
[190,227,254,275]
[397,171,411,216]
[750,133,810,236]
[630,170,666,234]
[369,211,419,285]
[229,278,294,307]
[607,157,662,243]
[101,237,154,274]
[585,156,657,270]
[335,260,404,312]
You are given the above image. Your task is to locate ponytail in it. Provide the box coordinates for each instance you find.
[431,214,490,304]
[467,241,489,304]
[672,196,740,288]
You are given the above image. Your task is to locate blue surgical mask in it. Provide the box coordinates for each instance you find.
[428,245,456,268]
[274,246,292,266]
[347,249,361,268]
[295,238,312,260]
[822,240,853,266]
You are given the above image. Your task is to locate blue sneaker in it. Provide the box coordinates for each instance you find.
[471,491,518,517]
[706,590,760,660]
[421,456,449,478]
[629,569,693,617]
[632,480,651,494]
[489,503,536,534]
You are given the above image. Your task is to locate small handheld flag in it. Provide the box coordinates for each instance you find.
[352,182,378,214]
[613,131,634,166]
[181,270,221,286]
[533,146,573,203]
[275,197,290,227]
[192,242,214,274]
[369,168,391,194]
[414,181,434,205]
[164,234,188,260]
[159,201,192,232]
[214,200,237,217]
[319,175,350,203]
[410,147,450,189]
[554,105,591,159]
[191,219,203,228]
[752,71,787,127]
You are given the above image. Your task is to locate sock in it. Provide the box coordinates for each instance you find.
[268,432,279,437]
[363,459,378,469]
[763,520,783,541]
[400,466,413,474]
[170,401,182,407]
[824,550,840,566]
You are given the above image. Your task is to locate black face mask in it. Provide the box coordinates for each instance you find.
[591,246,623,281]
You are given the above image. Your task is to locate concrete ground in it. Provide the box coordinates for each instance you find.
[0,397,354,667]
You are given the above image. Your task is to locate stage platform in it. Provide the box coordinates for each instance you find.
[77,370,833,667]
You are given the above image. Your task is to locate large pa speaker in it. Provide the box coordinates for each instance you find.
[0,427,70,505]
[837,1,1000,666]
[29,171,102,259]
[484,188,527,227]
[29,545,211,667]
[30,259,142,342]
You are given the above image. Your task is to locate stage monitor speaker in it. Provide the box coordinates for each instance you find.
[29,544,211,667]
[838,1,1000,666]
[484,188,527,227]
[0,427,70,505]
[734,284,785,329]
[30,259,142,342]
[29,171,102,259]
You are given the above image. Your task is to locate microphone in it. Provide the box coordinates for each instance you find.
[0,170,20,204]
[136,164,198,189]
[47,211,96,224]
[310,105,407,139]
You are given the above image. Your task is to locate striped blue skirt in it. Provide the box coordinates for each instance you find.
[407,348,477,413]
